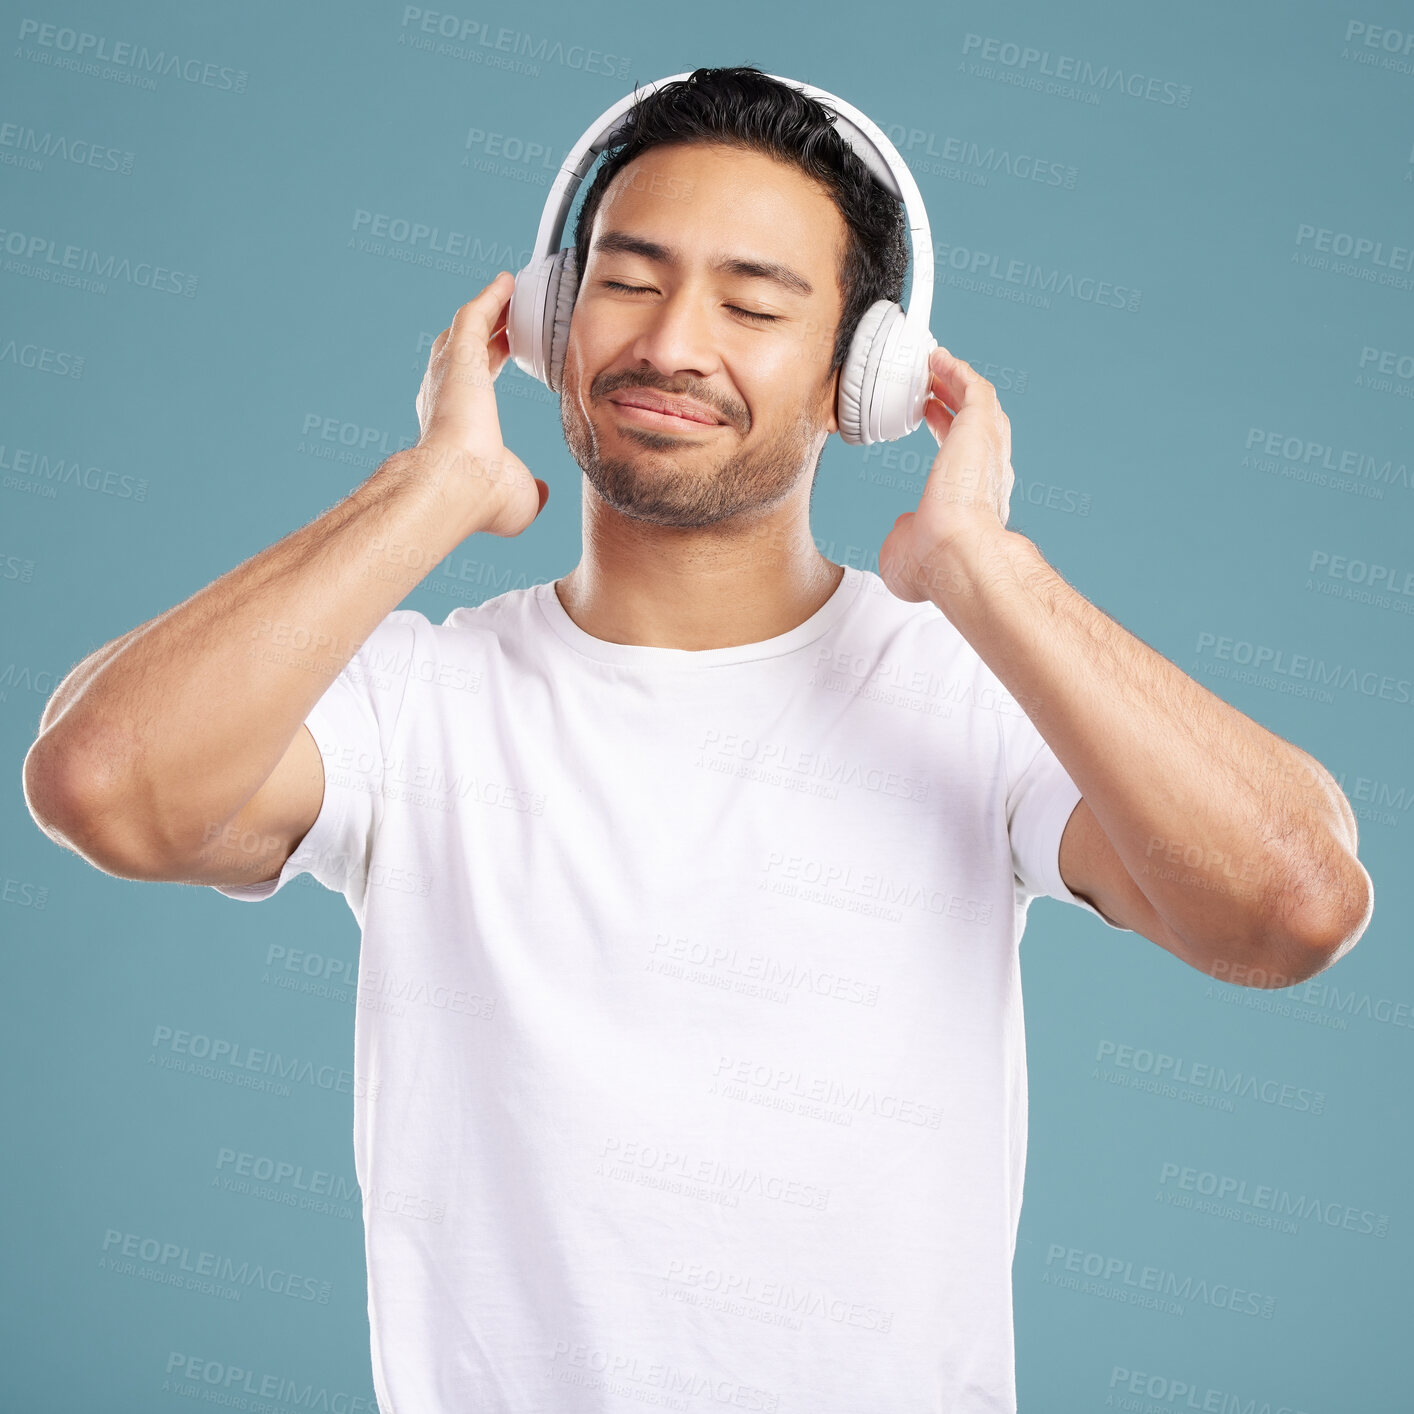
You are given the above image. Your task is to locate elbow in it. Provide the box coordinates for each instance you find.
[24,730,218,880]
[1299,852,1374,969]
[1265,851,1374,986]
[22,732,98,850]
[1200,851,1373,991]
[23,732,152,873]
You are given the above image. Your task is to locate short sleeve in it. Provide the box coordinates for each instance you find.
[1002,704,1127,931]
[211,611,422,907]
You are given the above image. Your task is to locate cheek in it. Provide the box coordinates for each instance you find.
[779,312,834,367]
[571,298,637,350]
[741,341,804,391]
[564,315,626,392]
[561,336,600,405]
[755,350,831,422]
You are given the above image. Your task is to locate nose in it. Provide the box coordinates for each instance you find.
[627,284,720,381]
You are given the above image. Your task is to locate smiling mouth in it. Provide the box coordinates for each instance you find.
[607,395,727,431]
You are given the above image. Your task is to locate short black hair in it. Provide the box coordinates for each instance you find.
[571,66,910,376]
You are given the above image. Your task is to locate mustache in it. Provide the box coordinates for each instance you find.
[591,370,744,430]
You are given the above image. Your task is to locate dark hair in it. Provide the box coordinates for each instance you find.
[570,66,910,376]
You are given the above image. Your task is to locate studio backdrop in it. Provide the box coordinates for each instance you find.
[4,0,1410,1410]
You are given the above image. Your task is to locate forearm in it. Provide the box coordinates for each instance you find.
[27,447,499,851]
[927,525,1367,955]
[37,623,154,736]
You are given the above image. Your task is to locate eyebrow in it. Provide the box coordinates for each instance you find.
[592,229,815,298]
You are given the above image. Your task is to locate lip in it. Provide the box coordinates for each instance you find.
[607,391,726,427]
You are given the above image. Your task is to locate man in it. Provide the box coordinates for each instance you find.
[23,66,1370,1414]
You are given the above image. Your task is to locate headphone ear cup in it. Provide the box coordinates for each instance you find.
[879,327,937,442]
[836,300,893,445]
[871,307,937,443]
[508,257,553,385]
[546,247,579,394]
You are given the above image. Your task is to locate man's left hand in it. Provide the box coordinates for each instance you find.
[878,346,1016,604]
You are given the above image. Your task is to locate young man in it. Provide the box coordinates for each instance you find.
[23,66,1370,1414]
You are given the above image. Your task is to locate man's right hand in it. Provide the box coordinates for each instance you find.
[414,270,550,538]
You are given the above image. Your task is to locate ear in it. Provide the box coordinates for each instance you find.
[824,360,841,435]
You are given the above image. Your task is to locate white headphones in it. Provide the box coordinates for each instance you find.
[506,71,937,445]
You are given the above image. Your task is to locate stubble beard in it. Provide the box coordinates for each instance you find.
[560,382,826,530]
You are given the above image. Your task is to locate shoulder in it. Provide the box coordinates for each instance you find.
[842,568,991,683]
[439,578,552,637]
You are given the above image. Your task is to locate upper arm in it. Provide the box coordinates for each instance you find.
[1058,796,1187,952]
[177,724,327,889]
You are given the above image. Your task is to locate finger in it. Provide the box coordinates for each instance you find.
[445,270,515,355]
[928,345,991,411]
[923,396,955,445]
[998,463,1015,526]
[440,272,513,384]
[486,324,510,380]
[425,272,516,446]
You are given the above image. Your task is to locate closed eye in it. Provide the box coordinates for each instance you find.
[599,280,780,324]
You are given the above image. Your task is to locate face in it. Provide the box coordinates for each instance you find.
[559,141,847,529]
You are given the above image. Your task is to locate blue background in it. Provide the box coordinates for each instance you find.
[4,0,1411,1409]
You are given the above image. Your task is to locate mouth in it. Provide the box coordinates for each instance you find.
[607,392,726,431]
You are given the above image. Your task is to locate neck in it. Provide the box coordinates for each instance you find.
[554,482,845,651]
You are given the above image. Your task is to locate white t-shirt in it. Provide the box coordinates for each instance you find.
[216,563,1122,1414]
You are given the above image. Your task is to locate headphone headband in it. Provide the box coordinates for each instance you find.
[526,70,934,355]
